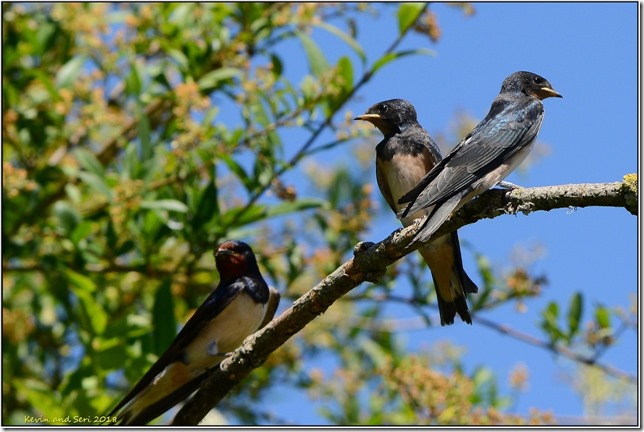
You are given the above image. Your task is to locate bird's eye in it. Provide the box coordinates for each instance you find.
[379,104,388,113]
[533,76,544,84]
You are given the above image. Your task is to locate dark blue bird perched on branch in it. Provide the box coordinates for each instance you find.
[398,71,562,244]
[355,99,478,326]
[108,240,280,425]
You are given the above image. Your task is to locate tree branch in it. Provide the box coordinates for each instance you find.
[472,315,636,383]
[340,292,636,383]
[171,178,637,425]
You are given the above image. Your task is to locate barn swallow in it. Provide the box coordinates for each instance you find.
[398,71,562,244]
[355,99,478,325]
[108,240,280,425]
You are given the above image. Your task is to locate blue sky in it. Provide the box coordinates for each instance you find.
[257,2,638,424]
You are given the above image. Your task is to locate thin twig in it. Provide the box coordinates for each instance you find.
[344,292,636,383]
[473,315,636,383]
[221,4,431,230]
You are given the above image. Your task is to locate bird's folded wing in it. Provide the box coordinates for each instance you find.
[108,282,244,417]
[413,195,462,244]
[398,99,543,218]
[123,371,211,425]
[258,287,281,329]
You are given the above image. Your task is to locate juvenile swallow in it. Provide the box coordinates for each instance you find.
[398,71,562,244]
[108,240,280,425]
[355,99,478,325]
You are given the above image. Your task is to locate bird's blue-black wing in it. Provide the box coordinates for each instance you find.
[398,98,543,217]
[108,279,247,417]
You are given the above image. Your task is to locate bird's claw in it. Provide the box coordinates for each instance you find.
[497,180,521,190]
[354,241,374,254]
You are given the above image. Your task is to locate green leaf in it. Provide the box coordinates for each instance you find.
[152,280,177,356]
[314,21,366,64]
[595,306,611,329]
[141,208,164,237]
[30,69,61,102]
[65,269,97,293]
[270,54,283,77]
[78,172,113,199]
[197,68,241,92]
[472,255,494,310]
[540,301,565,344]
[168,3,193,26]
[220,199,326,231]
[135,100,152,161]
[323,56,354,115]
[167,48,189,72]
[472,366,493,388]
[300,75,318,102]
[35,21,57,55]
[337,56,354,91]
[325,55,354,114]
[358,337,388,369]
[192,174,220,231]
[220,154,254,191]
[65,183,82,204]
[56,56,86,89]
[74,148,104,176]
[71,221,94,245]
[250,96,271,128]
[566,292,583,339]
[53,201,81,235]
[140,199,189,213]
[66,269,108,335]
[220,204,267,227]
[296,31,329,77]
[77,286,108,335]
[123,142,140,179]
[397,3,425,35]
[126,60,143,96]
[371,48,435,75]
[471,367,498,406]
[265,198,327,218]
[14,379,65,421]
[543,301,559,322]
[95,339,128,371]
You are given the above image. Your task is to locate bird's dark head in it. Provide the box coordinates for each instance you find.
[354,99,418,136]
[214,240,259,280]
[501,71,563,100]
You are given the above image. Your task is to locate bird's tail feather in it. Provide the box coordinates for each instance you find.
[118,372,210,425]
[434,288,471,325]
[413,195,461,244]
[450,231,478,294]
[418,231,476,326]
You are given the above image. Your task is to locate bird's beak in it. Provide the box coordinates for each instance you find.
[215,248,244,269]
[354,113,381,121]
[538,86,563,99]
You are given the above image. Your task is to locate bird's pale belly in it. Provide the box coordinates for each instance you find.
[185,293,267,371]
[380,153,434,225]
[123,293,267,416]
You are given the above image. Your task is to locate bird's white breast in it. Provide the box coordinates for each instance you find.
[185,293,267,372]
